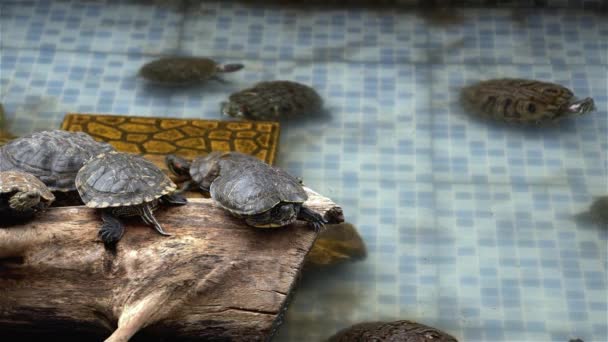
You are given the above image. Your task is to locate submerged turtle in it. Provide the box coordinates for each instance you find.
[461,78,596,124]
[328,320,458,342]
[0,171,55,220]
[76,151,187,245]
[166,151,327,230]
[0,130,114,193]
[222,80,323,120]
[139,57,244,86]
[589,196,608,226]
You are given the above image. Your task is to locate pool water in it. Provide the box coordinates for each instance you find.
[1,1,606,341]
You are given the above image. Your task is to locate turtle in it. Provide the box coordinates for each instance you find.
[0,130,115,193]
[222,80,323,120]
[166,151,327,231]
[138,57,244,86]
[0,171,55,220]
[460,78,596,124]
[327,320,459,342]
[76,151,188,245]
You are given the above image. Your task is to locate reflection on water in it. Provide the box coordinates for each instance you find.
[0,0,606,341]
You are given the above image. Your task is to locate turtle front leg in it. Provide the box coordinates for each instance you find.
[160,193,188,205]
[100,210,125,245]
[298,205,328,232]
[140,204,171,236]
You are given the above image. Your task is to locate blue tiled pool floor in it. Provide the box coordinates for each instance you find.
[1,1,606,341]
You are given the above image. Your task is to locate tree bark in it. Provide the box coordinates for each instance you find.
[0,188,343,341]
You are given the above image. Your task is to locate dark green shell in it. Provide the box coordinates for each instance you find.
[139,57,219,85]
[328,320,458,342]
[76,151,176,208]
[222,80,323,120]
[0,130,114,192]
[192,152,307,216]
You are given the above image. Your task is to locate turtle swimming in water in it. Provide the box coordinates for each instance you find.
[328,320,459,342]
[139,57,244,86]
[0,130,114,197]
[222,80,323,120]
[166,151,327,231]
[76,151,187,245]
[0,171,55,220]
[460,78,596,124]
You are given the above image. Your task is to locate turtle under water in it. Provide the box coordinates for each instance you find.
[139,57,244,86]
[0,171,55,220]
[76,151,187,245]
[166,151,327,231]
[0,130,114,193]
[222,80,323,120]
[460,78,595,124]
[328,320,458,342]
[589,196,608,226]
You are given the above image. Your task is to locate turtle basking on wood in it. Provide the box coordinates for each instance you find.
[166,151,327,231]
[328,320,458,342]
[76,151,187,245]
[0,130,114,193]
[460,78,595,124]
[139,57,244,86]
[0,171,55,220]
[222,80,323,120]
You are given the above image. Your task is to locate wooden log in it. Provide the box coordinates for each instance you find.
[0,188,343,341]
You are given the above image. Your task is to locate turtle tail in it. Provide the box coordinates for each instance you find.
[216,63,244,73]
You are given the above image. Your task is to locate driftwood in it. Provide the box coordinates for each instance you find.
[0,188,343,341]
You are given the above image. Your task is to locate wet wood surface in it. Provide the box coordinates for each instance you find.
[0,189,343,341]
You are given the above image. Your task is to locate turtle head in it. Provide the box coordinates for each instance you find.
[9,190,41,212]
[565,97,596,116]
[216,63,244,73]
[194,152,226,192]
[221,101,251,119]
[166,154,192,178]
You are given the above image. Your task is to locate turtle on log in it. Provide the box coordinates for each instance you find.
[166,151,327,231]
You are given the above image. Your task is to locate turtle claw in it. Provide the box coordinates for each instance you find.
[298,206,328,232]
[161,193,188,206]
[100,211,125,246]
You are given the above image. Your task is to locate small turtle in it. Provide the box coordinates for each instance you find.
[166,151,327,230]
[328,320,458,342]
[139,57,244,86]
[0,171,55,219]
[0,130,114,193]
[76,151,187,245]
[461,78,595,124]
[222,80,323,120]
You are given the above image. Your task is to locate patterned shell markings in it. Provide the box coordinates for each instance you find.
[328,320,459,342]
[198,152,307,216]
[0,171,55,202]
[76,151,176,208]
[223,80,323,120]
[460,78,586,123]
[0,130,115,192]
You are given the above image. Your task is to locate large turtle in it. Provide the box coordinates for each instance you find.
[222,80,323,120]
[328,320,458,342]
[76,151,187,245]
[166,151,327,230]
[460,78,596,124]
[0,171,55,220]
[139,57,244,86]
[0,130,114,193]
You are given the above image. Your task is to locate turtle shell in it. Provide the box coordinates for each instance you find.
[0,130,114,192]
[461,78,577,123]
[328,320,458,342]
[0,171,55,202]
[222,80,323,120]
[139,57,219,85]
[201,152,307,216]
[76,151,176,208]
